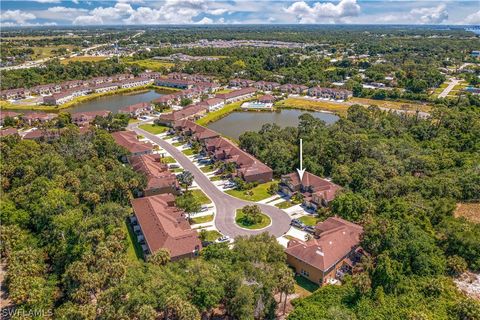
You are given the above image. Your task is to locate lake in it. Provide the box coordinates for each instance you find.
[206,109,339,139]
[7,89,164,114]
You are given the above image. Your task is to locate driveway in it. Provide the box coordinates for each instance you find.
[438,78,461,98]
[130,123,292,238]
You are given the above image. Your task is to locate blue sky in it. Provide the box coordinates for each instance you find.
[1,0,479,26]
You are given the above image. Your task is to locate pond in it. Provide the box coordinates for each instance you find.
[7,89,164,114]
[206,109,339,139]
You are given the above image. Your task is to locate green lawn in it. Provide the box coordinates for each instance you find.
[215,88,233,94]
[124,219,143,265]
[299,215,321,226]
[200,164,215,173]
[191,214,214,224]
[139,123,169,134]
[196,98,253,126]
[173,168,184,173]
[200,230,222,242]
[294,275,319,296]
[235,209,271,230]
[275,200,295,209]
[172,141,184,147]
[210,176,222,181]
[122,57,175,71]
[226,180,278,202]
[191,189,212,205]
[182,149,195,156]
[161,156,176,164]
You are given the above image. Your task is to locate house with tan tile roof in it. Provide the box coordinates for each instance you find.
[131,194,202,260]
[111,131,154,157]
[285,216,364,286]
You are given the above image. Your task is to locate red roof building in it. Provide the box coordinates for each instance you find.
[280,171,341,208]
[119,102,153,117]
[129,154,179,196]
[111,131,154,156]
[131,194,202,260]
[285,216,364,286]
[0,127,18,137]
[215,87,257,103]
[71,110,111,127]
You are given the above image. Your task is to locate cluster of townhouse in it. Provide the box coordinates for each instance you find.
[0,72,159,105]
[110,130,201,260]
[174,120,273,183]
[228,78,352,100]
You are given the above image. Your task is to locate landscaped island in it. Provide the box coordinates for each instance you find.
[235,205,271,230]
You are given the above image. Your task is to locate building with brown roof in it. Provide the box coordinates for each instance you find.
[111,131,154,157]
[308,87,352,100]
[0,128,18,137]
[254,81,280,91]
[129,154,179,196]
[279,84,309,94]
[23,129,61,141]
[71,110,111,127]
[119,102,153,117]
[0,111,19,125]
[216,87,257,103]
[155,78,195,89]
[22,113,58,126]
[130,194,202,260]
[197,98,224,111]
[229,78,255,88]
[285,216,364,286]
[280,171,341,209]
[156,104,208,126]
[258,94,275,103]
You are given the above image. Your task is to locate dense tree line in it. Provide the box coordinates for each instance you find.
[237,100,480,318]
[0,128,295,319]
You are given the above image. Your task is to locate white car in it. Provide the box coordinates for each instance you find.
[217,235,230,243]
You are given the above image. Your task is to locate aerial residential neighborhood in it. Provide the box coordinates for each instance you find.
[0,1,479,319]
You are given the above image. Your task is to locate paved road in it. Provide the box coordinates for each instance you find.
[130,123,292,238]
[438,78,461,98]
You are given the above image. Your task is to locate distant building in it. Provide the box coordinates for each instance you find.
[119,102,154,117]
[0,88,30,100]
[253,81,280,91]
[0,111,19,125]
[130,194,202,260]
[229,78,255,88]
[280,171,341,209]
[119,77,152,89]
[285,216,365,286]
[71,110,111,127]
[216,87,257,103]
[22,113,58,126]
[197,97,224,111]
[471,51,480,58]
[278,84,308,94]
[0,127,18,137]
[157,104,208,126]
[308,87,352,100]
[155,78,195,89]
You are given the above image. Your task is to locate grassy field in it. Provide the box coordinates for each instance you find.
[191,214,214,224]
[123,219,143,265]
[299,215,321,226]
[182,149,195,156]
[454,203,480,224]
[226,180,278,202]
[191,189,212,205]
[196,99,252,126]
[161,156,176,164]
[30,45,76,59]
[276,97,350,116]
[200,230,222,242]
[210,176,222,181]
[275,201,295,209]
[200,164,215,173]
[122,57,175,71]
[139,123,169,134]
[235,209,271,230]
[61,56,109,64]
[294,275,319,296]
[172,141,184,147]
[350,97,431,112]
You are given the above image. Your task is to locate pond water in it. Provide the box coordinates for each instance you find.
[7,89,164,114]
[206,109,339,139]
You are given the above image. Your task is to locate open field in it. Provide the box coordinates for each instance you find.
[235,209,271,230]
[138,123,169,134]
[226,180,278,202]
[61,56,109,64]
[30,45,76,59]
[454,203,480,224]
[122,58,175,71]
[276,97,350,116]
[350,97,431,112]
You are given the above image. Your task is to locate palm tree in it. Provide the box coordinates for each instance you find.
[178,170,194,191]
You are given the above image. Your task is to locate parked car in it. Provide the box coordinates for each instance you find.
[139,116,148,120]
[199,206,209,212]
[303,226,315,234]
[290,219,305,229]
[169,164,180,169]
[217,235,231,243]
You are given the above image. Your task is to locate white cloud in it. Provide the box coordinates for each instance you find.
[463,10,480,24]
[410,4,448,24]
[34,0,61,3]
[209,8,228,15]
[1,10,36,25]
[285,0,361,23]
[73,15,103,25]
[48,6,88,14]
[196,17,213,24]
[72,0,79,4]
